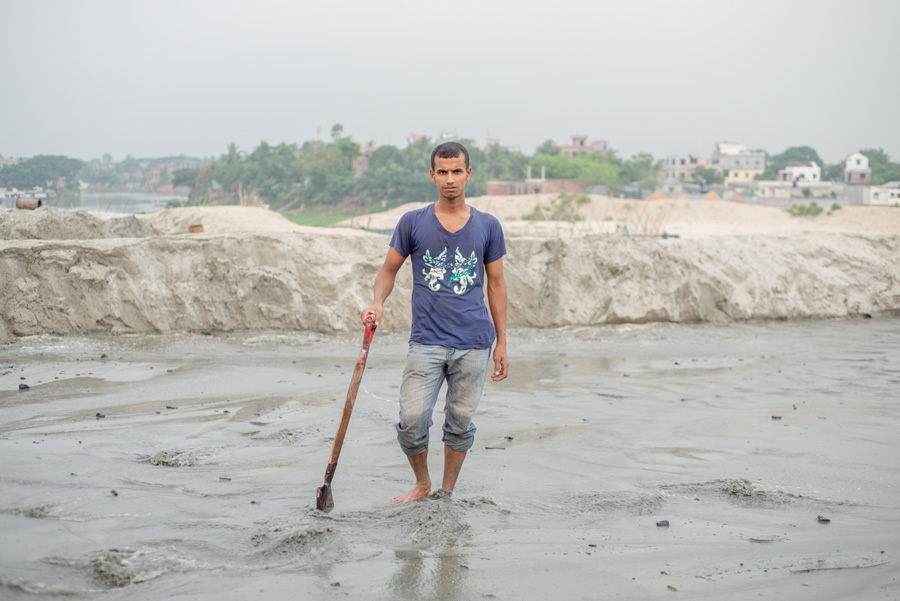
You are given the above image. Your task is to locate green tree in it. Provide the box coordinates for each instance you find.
[692,165,724,187]
[240,141,304,207]
[462,143,528,197]
[777,145,822,165]
[529,153,621,189]
[759,145,823,179]
[214,142,244,193]
[620,152,660,190]
[821,163,844,181]
[534,139,559,156]
[355,137,438,206]
[860,148,900,185]
[0,155,85,188]
[117,154,141,174]
[171,168,199,188]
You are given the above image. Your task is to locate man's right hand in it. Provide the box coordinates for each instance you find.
[360,304,384,327]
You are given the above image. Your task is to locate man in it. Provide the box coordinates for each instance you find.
[361,141,509,503]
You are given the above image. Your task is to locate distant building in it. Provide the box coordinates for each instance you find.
[711,142,765,184]
[777,162,821,184]
[486,165,587,196]
[843,152,871,184]
[663,154,708,181]
[869,182,900,206]
[556,135,608,158]
[657,177,702,198]
[843,181,900,206]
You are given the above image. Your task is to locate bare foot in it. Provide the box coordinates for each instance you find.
[390,483,431,503]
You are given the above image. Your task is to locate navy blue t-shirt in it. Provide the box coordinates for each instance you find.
[390,204,506,349]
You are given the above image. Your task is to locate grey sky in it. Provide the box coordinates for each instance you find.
[2,0,898,164]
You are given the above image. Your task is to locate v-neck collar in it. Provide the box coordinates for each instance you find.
[431,203,474,235]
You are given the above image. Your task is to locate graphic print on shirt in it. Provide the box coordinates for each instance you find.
[422,247,478,294]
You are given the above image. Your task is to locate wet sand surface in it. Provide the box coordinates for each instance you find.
[1,318,898,600]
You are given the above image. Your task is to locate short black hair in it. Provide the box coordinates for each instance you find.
[430,141,469,170]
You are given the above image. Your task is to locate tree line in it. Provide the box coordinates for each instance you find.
[3,131,899,211]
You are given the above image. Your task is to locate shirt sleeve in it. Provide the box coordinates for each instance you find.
[484,215,507,264]
[389,212,412,257]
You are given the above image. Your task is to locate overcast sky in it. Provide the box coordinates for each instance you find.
[2,0,898,164]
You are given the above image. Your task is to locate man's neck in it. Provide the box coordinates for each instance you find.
[435,196,468,214]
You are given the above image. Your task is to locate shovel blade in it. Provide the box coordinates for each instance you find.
[316,484,334,512]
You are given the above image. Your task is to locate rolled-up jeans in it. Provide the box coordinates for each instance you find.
[396,342,492,456]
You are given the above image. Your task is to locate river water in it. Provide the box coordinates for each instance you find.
[1,317,898,600]
[67,192,187,214]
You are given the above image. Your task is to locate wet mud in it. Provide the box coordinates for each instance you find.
[1,318,898,600]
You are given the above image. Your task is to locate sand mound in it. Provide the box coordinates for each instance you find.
[336,194,900,239]
[1,207,158,240]
[1,204,898,340]
[143,206,307,235]
[2,204,899,340]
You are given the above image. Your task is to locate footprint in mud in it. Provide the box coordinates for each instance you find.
[379,490,497,549]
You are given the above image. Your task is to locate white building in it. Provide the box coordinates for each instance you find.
[777,162,821,184]
[868,182,900,206]
[844,152,871,184]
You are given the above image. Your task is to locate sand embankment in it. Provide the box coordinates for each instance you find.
[1,202,899,341]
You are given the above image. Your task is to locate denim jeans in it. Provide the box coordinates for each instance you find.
[396,343,492,456]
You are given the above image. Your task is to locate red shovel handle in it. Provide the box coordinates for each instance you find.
[358,315,376,365]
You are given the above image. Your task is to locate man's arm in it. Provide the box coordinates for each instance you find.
[485,257,508,382]
[361,247,406,326]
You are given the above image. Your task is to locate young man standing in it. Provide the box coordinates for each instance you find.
[361,141,509,503]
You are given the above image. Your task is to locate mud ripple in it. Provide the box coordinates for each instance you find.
[6,503,55,519]
[45,547,197,588]
[140,449,212,467]
[0,574,94,596]
[251,524,338,560]
[660,478,845,508]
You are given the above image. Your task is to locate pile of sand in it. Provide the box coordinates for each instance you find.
[142,206,309,235]
[1,202,898,341]
[0,207,159,240]
[338,194,900,239]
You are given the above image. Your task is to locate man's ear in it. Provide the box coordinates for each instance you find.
[430,169,436,182]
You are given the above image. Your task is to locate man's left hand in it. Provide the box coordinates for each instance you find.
[491,344,508,382]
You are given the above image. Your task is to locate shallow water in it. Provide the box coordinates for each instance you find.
[1,318,898,600]
[72,192,186,214]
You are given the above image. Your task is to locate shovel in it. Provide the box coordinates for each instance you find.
[315,315,377,512]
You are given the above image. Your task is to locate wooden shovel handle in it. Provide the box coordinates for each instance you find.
[324,316,377,477]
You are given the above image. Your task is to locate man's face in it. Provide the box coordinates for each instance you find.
[430,154,472,201]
